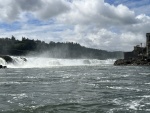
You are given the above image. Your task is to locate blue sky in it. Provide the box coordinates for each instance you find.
[0,0,150,51]
[105,0,150,15]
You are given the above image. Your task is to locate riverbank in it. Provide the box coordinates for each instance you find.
[114,58,150,66]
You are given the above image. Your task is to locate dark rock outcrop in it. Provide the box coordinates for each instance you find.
[0,65,7,69]
[0,55,14,63]
[21,57,27,62]
[0,55,27,66]
[114,58,150,66]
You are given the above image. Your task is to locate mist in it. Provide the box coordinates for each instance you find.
[0,36,123,68]
[0,56,116,68]
[0,36,123,60]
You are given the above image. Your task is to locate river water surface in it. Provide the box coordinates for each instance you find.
[0,58,150,113]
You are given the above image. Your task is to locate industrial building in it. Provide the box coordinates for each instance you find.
[124,33,150,60]
[146,33,150,58]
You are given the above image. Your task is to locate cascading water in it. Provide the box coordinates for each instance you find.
[6,56,116,68]
[0,58,7,66]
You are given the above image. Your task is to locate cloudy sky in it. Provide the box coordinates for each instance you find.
[0,0,150,51]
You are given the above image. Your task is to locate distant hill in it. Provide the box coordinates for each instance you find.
[0,36,123,59]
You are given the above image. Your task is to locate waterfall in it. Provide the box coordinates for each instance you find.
[6,56,115,68]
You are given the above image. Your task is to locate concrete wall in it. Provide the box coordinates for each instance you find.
[124,52,137,59]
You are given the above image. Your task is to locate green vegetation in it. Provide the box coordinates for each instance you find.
[0,36,123,59]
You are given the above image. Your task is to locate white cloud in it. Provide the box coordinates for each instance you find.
[0,0,70,22]
[122,14,150,34]
[35,0,70,20]
[0,0,150,51]
[60,28,145,51]
[55,0,149,51]
[58,0,138,27]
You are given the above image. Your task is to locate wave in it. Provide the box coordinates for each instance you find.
[0,103,103,113]
[0,56,115,68]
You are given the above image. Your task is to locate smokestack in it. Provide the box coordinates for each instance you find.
[146,33,150,58]
[141,43,142,47]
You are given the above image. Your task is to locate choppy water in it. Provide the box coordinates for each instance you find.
[0,58,150,113]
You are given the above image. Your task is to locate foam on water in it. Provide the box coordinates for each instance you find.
[6,56,115,68]
[0,60,150,112]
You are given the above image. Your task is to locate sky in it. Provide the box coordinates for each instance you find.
[0,0,150,51]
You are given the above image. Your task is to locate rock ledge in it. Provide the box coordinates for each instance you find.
[114,58,150,66]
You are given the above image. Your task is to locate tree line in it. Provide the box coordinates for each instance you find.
[0,36,123,59]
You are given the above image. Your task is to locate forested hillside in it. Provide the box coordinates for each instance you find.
[0,36,123,59]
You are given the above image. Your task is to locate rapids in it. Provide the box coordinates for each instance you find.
[0,56,115,68]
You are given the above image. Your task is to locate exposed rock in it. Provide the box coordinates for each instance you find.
[115,33,150,66]
[0,65,7,69]
[21,57,27,62]
[0,55,14,63]
[0,56,27,68]
[114,58,150,66]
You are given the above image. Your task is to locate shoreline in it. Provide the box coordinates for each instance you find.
[114,58,150,66]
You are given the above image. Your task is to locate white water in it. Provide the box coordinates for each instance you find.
[3,56,115,68]
[0,58,7,66]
